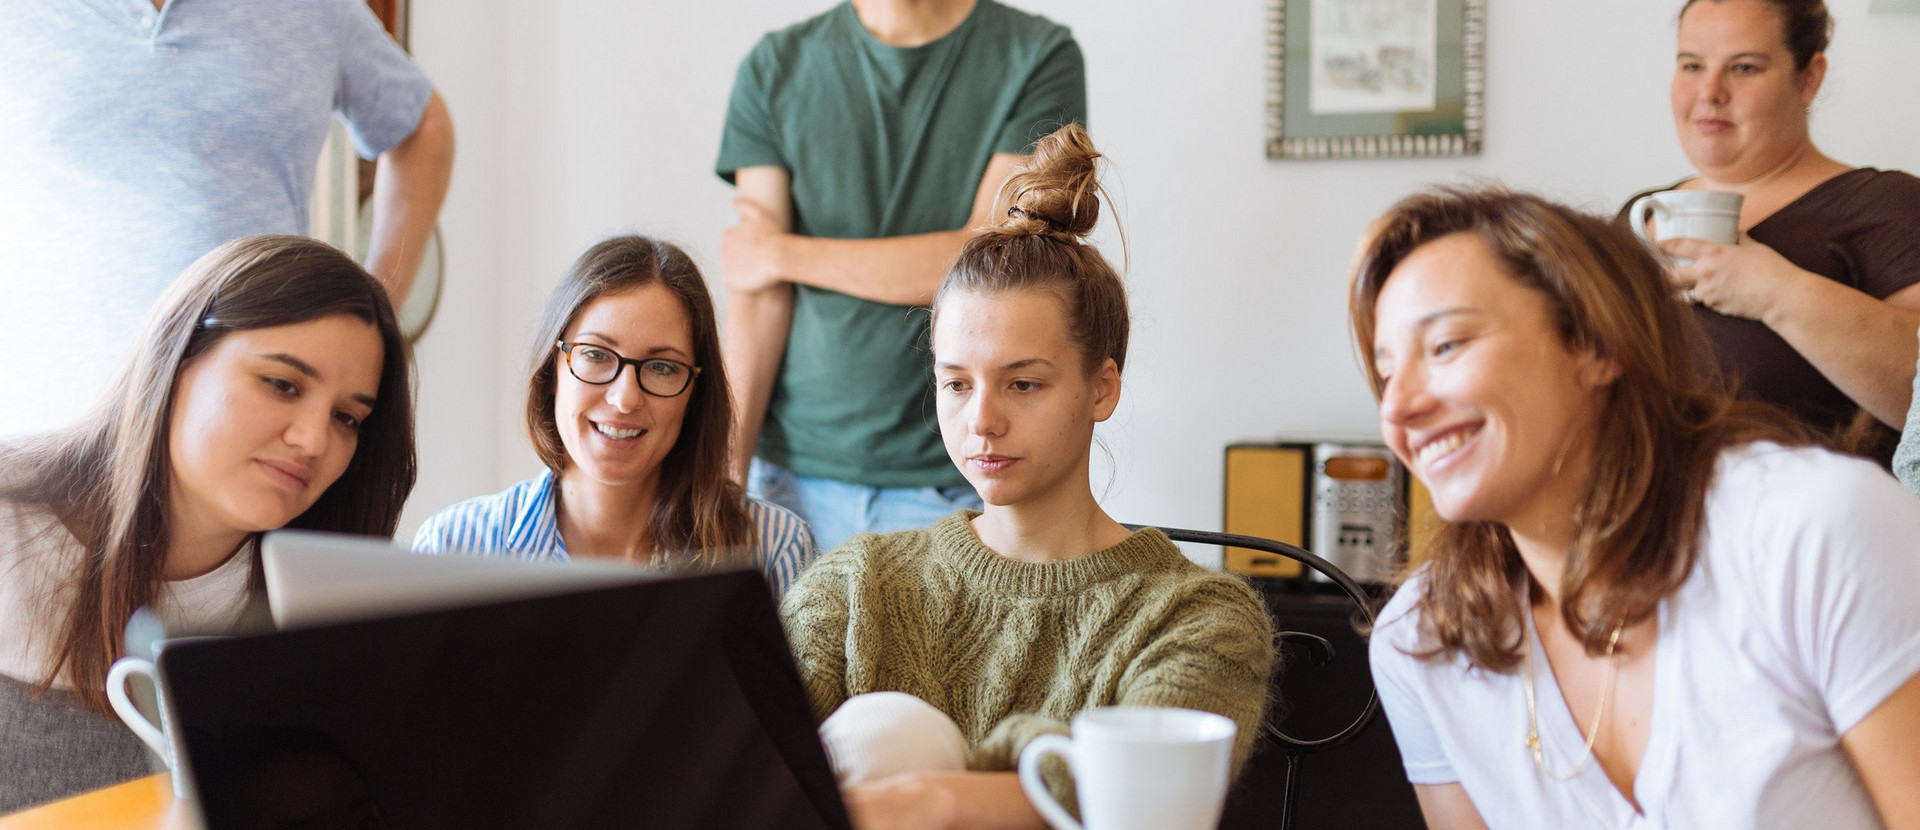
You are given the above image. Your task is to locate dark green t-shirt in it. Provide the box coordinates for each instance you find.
[717,0,1087,488]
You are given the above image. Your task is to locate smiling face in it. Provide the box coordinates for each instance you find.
[932,289,1119,509]
[1671,0,1823,182]
[553,282,696,497]
[167,314,383,544]
[1370,233,1617,533]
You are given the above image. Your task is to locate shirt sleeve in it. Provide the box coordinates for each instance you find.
[1898,337,1920,495]
[1742,449,1920,735]
[778,547,856,723]
[993,35,1088,155]
[716,38,787,183]
[1368,580,1459,786]
[332,0,435,159]
[1848,172,1920,300]
[410,509,452,554]
[748,497,820,599]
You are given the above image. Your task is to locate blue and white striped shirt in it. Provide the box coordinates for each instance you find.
[412,471,819,597]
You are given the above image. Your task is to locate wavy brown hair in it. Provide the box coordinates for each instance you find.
[2,235,415,712]
[1349,186,1811,670]
[933,123,1128,377]
[523,236,752,564]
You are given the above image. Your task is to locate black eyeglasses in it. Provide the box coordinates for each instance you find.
[555,341,701,398]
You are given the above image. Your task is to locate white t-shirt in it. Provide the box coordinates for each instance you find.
[1371,443,1920,829]
[0,499,254,689]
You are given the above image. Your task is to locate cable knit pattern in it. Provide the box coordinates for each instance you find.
[780,511,1277,787]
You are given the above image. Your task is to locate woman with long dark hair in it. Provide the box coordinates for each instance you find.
[412,236,815,595]
[0,235,416,812]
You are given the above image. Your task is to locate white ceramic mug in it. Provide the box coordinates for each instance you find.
[1629,190,1743,264]
[107,642,208,799]
[1017,706,1237,830]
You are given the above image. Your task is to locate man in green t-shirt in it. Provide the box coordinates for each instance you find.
[716,0,1087,551]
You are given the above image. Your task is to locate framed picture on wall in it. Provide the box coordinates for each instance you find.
[1266,0,1485,159]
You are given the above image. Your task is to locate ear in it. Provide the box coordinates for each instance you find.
[1798,52,1827,107]
[1575,348,1624,390]
[1089,357,1122,423]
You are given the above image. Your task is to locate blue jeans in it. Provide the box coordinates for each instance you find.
[749,459,983,553]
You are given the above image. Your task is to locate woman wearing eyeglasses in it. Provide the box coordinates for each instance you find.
[413,236,817,596]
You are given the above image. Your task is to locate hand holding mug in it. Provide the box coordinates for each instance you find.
[1659,235,1807,322]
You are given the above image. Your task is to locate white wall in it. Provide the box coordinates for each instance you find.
[400,0,1920,557]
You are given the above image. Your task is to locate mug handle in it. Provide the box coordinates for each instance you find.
[1628,195,1666,244]
[106,657,170,763]
[1017,734,1082,830]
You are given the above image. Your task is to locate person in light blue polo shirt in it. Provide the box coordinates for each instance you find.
[0,0,454,439]
[413,237,818,598]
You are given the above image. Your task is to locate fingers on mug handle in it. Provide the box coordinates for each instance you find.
[106,657,169,760]
[1017,734,1082,830]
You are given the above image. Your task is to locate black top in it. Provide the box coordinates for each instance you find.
[1621,168,1920,464]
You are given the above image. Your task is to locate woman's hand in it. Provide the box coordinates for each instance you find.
[844,772,961,830]
[842,771,1046,830]
[1659,235,1814,323]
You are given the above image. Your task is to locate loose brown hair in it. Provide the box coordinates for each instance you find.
[1681,0,1832,70]
[2,235,415,711]
[523,236,752,564]
[933,123,1129,377]
[1349,186,1810,671]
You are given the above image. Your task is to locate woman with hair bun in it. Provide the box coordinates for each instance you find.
[1626,0,1920,464]
[779,124,1275,829]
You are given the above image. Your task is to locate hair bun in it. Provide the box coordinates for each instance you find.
[998,123,1101,238]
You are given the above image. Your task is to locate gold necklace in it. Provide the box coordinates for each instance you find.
[1522,599,1624,781]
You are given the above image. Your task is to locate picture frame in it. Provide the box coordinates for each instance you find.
[1266,0,1485,160]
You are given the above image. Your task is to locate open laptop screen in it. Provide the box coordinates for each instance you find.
[159,570,850,830]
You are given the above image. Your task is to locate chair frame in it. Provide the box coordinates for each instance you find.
[1131,525,1382,830]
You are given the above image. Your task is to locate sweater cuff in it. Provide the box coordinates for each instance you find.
[973,713,1077,820]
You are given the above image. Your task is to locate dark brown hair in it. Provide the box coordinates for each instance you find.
[2,235,415,711]
[523,235,752,564]
[1349,185,1809,671]
[1681,0,1832,70]
[933,123,1129,376]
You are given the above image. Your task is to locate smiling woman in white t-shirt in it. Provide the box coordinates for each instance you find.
[1351,185,1920,829]
[0,236,416,813]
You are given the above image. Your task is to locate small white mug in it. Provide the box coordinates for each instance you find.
[1017,706,1237,830]
[1629,189,1743,264]
[106,639,214,799]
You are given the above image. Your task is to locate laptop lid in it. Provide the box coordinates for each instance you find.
[261,529,662,630]
[159,569,852,830]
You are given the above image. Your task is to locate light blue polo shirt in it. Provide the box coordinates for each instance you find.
[0,0,433,437]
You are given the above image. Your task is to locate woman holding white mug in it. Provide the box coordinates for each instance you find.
[1624,0,1920,463]
[0,236,415,812]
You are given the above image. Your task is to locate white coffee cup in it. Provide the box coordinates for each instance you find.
[1629,190,1743,264]
[107,639,213,799]
[1017,706,1237,830]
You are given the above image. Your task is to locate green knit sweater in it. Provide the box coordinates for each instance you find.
[779,511,1277,779]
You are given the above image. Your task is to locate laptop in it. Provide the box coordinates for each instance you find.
[155,534,851,830]
[260,529,666,629]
